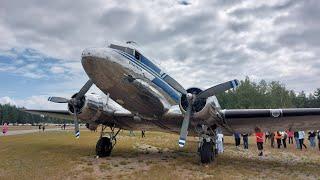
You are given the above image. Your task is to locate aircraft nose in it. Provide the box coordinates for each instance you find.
[81,47,121,81]
[81,47,116,67]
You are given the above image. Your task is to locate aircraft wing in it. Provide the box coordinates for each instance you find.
[221,108,320,133]
[23,109,73,120]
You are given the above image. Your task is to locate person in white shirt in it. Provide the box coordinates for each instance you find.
[298,131,307,150]
[216,133,224,154]
[281,131,287,148]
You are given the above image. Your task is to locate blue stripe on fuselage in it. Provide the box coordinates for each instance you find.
[140,55,161,74]
[114,50,180,103]
[152,77,180,102]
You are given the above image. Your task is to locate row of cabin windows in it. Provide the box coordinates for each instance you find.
[109,44,141,61]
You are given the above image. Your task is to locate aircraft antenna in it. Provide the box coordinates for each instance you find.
[126,41,139,47]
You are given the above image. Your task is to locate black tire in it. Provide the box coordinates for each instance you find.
[200,141,214,164]
[96,137,112,157]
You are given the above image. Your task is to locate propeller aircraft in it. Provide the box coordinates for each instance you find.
[26,43,320,164]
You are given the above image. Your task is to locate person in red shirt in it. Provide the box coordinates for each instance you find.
[286,129,294,144]
[255,127,264,156]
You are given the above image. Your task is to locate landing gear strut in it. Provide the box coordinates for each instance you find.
[198,125,217,164]
[96,125,121,157]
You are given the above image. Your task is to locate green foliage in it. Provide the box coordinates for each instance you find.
[0,104,67,124]
[217,77,320,109]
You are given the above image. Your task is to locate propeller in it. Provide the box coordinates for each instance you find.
[177,79,239,147]
[48,80,93,138]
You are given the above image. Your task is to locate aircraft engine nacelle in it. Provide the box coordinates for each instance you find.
[67,93,108,122]
[179,87,207,114]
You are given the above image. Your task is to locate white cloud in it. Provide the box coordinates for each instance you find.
[0,96,17,106]
[50,66,65,74]
[0,96,67,110]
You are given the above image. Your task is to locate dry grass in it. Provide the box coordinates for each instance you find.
[0,130,319,180]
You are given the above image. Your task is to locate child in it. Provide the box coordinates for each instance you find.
[255,127,264,156]
[2,123,8,136]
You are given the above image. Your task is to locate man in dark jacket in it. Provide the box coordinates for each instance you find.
[317,130,320,151]
[234,132,241,149]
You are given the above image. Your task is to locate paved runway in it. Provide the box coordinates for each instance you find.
[0,128,70,136]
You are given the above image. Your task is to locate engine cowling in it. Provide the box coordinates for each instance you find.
[67,93,106,122]
[179,87,207,113]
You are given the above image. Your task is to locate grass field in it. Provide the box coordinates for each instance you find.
[0,130,319,180]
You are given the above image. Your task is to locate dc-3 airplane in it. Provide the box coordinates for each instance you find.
[26,43,320,164]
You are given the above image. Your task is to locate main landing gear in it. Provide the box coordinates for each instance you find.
[197,125,217,164]
[96,125,121,157]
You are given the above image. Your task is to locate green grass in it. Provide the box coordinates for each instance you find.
[0,130,319,179]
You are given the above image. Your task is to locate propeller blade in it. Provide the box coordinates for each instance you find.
[73,105,80,139]
[178,102,192,147]
[48,97,69,103]
[196,79,239,99]
[163,75,187,95]
[75,80,93,100]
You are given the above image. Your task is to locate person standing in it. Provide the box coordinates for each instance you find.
[270,132,275,148]
[275,131,282,148]
[234,132,241,149]
[2,123,8,136]
[265,132,270,143]
[317,130,320,151]
[255,127,264,156]
[298,131,307,150]
[282,131,287,148]
[294,131,300,149]
[42,125,45,132]
[308,131,316,148]
[242,133,249,149]
[216,132,224,154]
[287,129,294,144]
[141,130,145,138]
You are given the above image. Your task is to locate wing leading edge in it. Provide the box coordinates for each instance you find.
[23,109,73,120]
[221,108,320,133]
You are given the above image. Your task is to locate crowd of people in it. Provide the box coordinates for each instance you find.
[233,129,320,156]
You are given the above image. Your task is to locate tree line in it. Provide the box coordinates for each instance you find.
[217,77,320,109]
[0,104,67,125]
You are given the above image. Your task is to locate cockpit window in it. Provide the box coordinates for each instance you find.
[134,50,141,61]
[109,44,134,56]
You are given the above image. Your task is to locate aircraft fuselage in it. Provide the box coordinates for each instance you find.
[81,45,181,119]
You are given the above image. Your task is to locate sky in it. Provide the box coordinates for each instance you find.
[0,0,319,109]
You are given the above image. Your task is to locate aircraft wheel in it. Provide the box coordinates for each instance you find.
[200,141,215,164]
[96,137,112,157]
